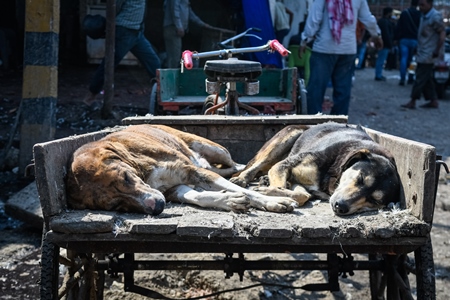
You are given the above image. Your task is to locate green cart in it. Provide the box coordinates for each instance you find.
[150,67,303,116]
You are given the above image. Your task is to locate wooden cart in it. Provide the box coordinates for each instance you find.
[34,115,443,299]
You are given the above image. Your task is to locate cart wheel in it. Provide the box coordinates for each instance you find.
[414,237,435,299]
[149,82,158,115]
[296,78,307,114]
[202,95,224,114]
[40,237,105,299]
[40,236,60,299]
[368,238,435,300]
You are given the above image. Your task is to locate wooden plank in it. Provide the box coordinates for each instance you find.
[122,115,348,126]
[177,212,234,238]
[34,127,118,221]
[364,128,436,223]
[50,211,118,234]
[124,215,179,235]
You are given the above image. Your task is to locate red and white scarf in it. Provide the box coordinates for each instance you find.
[327,0,354,43]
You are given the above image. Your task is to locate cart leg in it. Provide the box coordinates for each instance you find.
[369,254,386,300]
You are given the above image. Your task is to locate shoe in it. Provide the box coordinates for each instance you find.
[400,102,416,109]
[399,80,405,86]
[407,79,415,85]
[375,76,386,81]
[420,101,438,108]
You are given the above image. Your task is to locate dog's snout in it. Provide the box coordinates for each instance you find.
[333,201,349,215]
[152,199,165,216]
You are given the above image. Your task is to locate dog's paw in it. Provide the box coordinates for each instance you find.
[229,176,248,187]
[216,191,250,213]
[263,197,297,213]
[254,186,311,207]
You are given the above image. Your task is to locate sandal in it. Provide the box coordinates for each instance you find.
[419,101,438,109]
[400,102,416,109]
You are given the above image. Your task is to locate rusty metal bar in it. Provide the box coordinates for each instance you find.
[97,258,384,272]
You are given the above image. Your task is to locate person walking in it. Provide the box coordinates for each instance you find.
[163,0,213,68]
[395,0,421,86]
[84,0,161,106]
[374,7,394,81]
[401,0,445,109]
[269,0,294,45]
[355,20,371,69]
[299,0,382,115]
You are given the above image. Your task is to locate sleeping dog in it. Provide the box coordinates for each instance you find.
[66,124,297,215]
[230,122,401,215]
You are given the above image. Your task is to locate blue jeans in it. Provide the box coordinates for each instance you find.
[89,26,161,94]
[399,38,418,82]
[306,52,355,115]
[356,42,367,69]
[375,48,389,79]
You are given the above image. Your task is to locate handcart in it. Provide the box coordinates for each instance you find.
[34,115,447,299]
[149,30,306,116]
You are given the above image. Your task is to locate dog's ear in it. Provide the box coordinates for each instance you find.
[326,149,371,193]
[342,149,371,171]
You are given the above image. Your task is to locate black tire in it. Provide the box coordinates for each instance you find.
[40,237,105,299]
[149,82,158,115]
[415,238,436,300]
[202,95,224,114]
[40,236,60,299]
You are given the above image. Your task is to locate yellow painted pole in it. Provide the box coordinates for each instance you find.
[19,0,59,174]
[19,0,59,175]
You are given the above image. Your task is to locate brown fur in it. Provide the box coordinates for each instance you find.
[66,124,297,215]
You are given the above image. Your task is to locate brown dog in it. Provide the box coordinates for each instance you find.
[66,124,297,215]
[230,122,401,215]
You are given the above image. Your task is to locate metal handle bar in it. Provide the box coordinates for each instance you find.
[181,39,290,70]
[220,27,262,46]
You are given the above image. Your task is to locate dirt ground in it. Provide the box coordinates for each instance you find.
[0,64,449,299]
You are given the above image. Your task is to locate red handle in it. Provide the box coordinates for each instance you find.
[182,50,194,69]
[269,40,289,56]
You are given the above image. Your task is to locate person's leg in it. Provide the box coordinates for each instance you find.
[402,63,430,108]
[420,64,439,108]
[374,48,389,79]
[275,29,289,45]
[356,42,367,69]
[131,30,161,79]
[88,26,136,97]
[330,54,355,115]
[399,39,409,84]
[306,52,335,114]
[163,25,182,68]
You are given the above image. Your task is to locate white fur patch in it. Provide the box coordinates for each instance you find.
[372,190,384,201]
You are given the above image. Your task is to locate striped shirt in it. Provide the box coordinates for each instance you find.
[116,0,145,30]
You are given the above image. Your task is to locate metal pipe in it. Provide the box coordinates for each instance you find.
[97,259,384,272]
